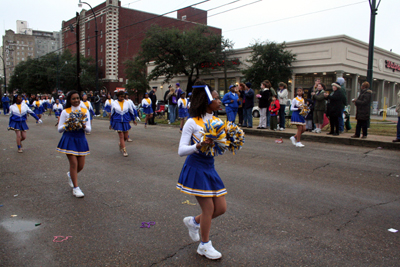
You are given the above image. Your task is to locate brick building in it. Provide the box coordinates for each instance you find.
[61,0,221,93]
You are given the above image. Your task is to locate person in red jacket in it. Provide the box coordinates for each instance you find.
[269,95,280,130]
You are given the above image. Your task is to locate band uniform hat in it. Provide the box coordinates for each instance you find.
[176,83,180,86]
[229,84,237,90]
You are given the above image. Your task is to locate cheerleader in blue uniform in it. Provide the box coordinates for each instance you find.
[8,94,42,153]
[56,91,91,198]
[53,98,64,126]
[177,80,225,260]
[80,94,95,134]
[177,92,188,133]
[290,87,306,148]
[110,91,137,157]
[32,96,44,119]
[141,92,153,128]
[103,94,113,117]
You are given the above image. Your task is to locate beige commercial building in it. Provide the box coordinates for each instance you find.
[149,35,400,115]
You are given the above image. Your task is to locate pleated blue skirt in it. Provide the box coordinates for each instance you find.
[291,110,306,125]
[178,108,188,119]
[56,130,90,156]
[143,106,153,115]
[8,120,29,131]
[111,121,131,132]
[177,153,227,197]
[104,106,112,113]
[34,108,43,115]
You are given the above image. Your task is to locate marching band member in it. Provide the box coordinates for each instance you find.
[177,92,188,133]
[141,92,153,128]
[53,98,64,126]
[80,94,95,133]
[290,87,307,148]
[177,81,226,260]
[110,91,137,157]
[32,95,44,119]
[8,94,42,153]
[56,90,91,198]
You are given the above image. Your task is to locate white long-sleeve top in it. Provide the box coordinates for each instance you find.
[126,99,137,110]
[104,99,113,108]
[141,98,152,108]
[177,98,188,109]
[291,96,304,111]
[58,105,91,133]
[80,100,94,112]
[178,112,213,157]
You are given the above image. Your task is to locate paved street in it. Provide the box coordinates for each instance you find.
[0,115,399,266]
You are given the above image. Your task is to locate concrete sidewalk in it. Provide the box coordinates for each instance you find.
[242,127,400,150]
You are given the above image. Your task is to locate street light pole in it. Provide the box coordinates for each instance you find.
[0,55,6,95]
[78,0,99,94]
[366,0,381,86]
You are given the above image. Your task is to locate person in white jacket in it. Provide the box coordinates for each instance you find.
[277,82,289,130]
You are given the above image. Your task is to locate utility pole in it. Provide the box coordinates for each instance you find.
[76,12,82,93]
[366,0,381,86]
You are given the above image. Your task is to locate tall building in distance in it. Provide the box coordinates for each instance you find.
[61,0,221,92]
[1,21,62,86]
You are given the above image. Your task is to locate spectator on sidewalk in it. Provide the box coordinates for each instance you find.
[336,77,348,133]
[351,82,372,139]
[269,95,280,130]
[305,99,314,132]
[256,80,274,129]
[392,90,400,143]
[243,82,254,128]
[324,83,344,136]
[237,83,245,126]
[277,82,288,131]
[311,83,326,133]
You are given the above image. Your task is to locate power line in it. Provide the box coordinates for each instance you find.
[208,0,262,18]
[224,0,367,33]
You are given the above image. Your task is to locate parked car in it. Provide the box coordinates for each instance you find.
[379,105,398,116]
[252,100,292,118]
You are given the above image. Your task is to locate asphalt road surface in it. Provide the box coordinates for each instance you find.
[0,115,399,266]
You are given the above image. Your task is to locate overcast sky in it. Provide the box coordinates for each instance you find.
[2,0,399,55]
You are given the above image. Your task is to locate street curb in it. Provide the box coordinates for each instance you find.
[241,128,400,150]
[94,117,400,150]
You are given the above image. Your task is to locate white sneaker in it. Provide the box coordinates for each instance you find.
[317,128,322,133]
[296,142,305,148]
[67,172,73,188]
[311,129,317,133]
[73,187,84,198]
[197,241,222,260]
[183,216,200,242]
[290,136,296,145]
[279,127,285,131]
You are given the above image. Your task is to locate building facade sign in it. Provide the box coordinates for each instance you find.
[385,60,400,72]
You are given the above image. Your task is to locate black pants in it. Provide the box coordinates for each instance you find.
[238,107,243,125]
[329,115,339,134]
[355,119,368,137]
[149,106,156,124]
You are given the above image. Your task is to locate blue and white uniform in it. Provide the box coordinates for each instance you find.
[178,98,188,119]
[56,106,91,156]
[103,99,113,113]
[8,103,40,131]
[222,92,239,122]
[141,98,153,115]
[290,96,306,125]
[53,103,64,118]
[176,113,227,197]
[32,100,44,115]
[80,100,95,120]
[110,99,137,132]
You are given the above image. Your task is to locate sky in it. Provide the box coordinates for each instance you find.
[1,0,400,55]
